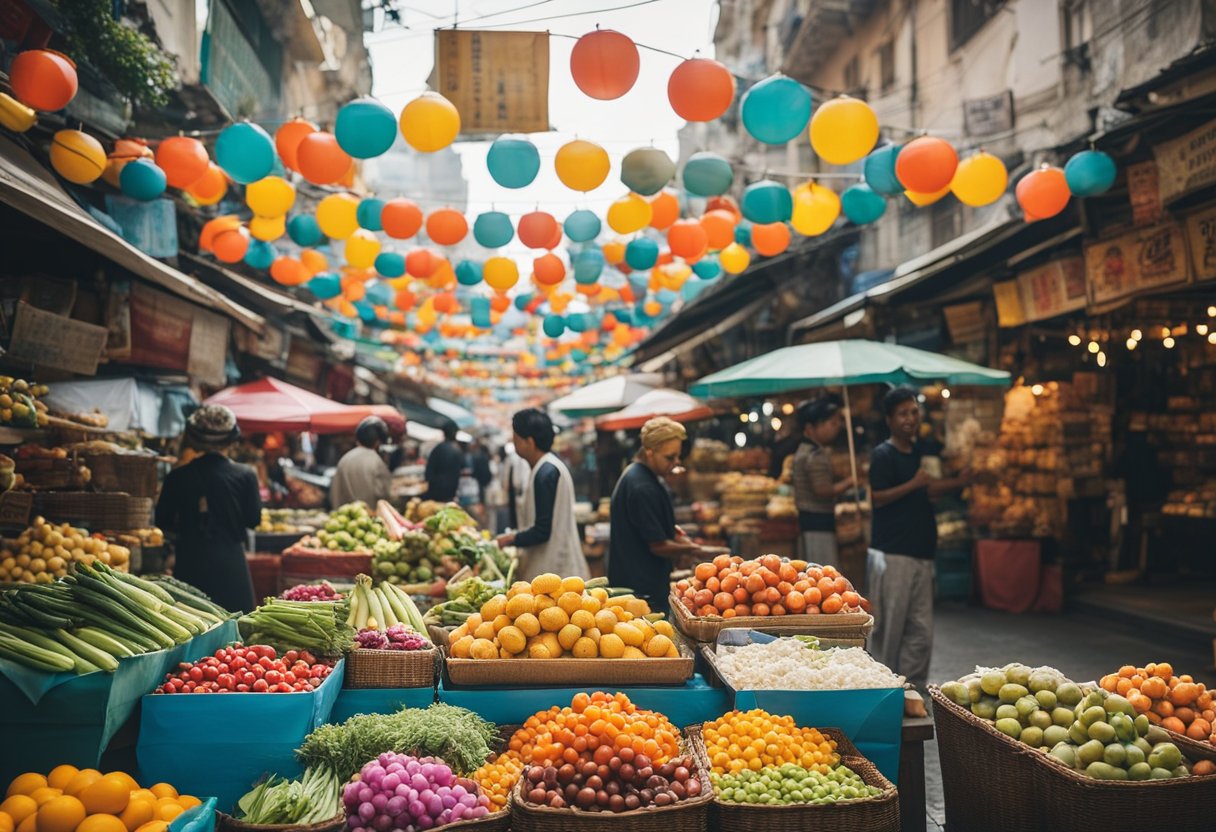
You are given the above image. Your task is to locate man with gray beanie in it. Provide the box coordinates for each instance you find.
[331,416,393,508]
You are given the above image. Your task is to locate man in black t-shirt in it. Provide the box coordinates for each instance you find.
[868,388,971,692]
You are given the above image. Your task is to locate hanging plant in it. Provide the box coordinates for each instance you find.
[52,0,177,109]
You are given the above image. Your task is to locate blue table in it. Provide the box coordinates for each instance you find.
[437,673,730,727]
[329,685,436,723]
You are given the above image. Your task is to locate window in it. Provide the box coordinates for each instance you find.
[951,0,1006,49]
[878,40,896,92]
[843,56,860,94]
[1061,0,1092,72]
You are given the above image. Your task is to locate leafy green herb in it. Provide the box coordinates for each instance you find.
[53,0,177,109]
[237,765,341,825]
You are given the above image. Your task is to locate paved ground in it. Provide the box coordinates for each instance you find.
[921,602,1215,830]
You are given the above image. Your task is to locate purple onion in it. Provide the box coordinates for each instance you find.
[469,806,488,819]
[425,794,442,817]
[387,762,405,775]
[371,814,393,832]
[440,793,457,810]
[371,793,388,812]
[346,816,361,829]
[432,767,453,788]
[406,761,421,776]
[409,799,426,818]
[451,785,467,799]
[458,794,477,808]
[382,773,401,791]
[394,784,412,799]
[358,787,374,805]
[419,763,436,780]
[357,803,376,822]
[416,816,434,830]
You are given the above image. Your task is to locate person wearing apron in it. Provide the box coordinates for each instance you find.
[791,395,855,563]
[496,408,588,581]
[156,404,260,613]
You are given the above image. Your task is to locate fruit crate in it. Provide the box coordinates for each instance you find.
[929,686,1216,832]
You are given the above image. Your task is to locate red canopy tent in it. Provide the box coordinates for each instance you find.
[595,389,715,431]
[204,377,405,435]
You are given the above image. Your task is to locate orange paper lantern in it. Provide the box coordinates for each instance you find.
[706,195,742,221]
[270,256,310,286]
[406,248,438,278]
[212,227,250,263]
[699,209,737,250]
[433,292,459,314]
[185,163,228,205]
[395,289,417,310]
[426,208,468,246]
[667,58,735,122]
[490,294,511,313]
[602,240,626,265]
[569,29,640,100]
[1015,166,1070,220]
[648,190,680,230]
[276,119,317,171]
[300,249,328,276]
[667,218,709,261]
[382,198,423,239]
[199,215,241,252]
[10,49,77,111]
[156,136,210,189]
[533,253,566,286]
[751,222,791,256]
[297,132,352,185]
[518,211,560,249]
[895,137,958,194]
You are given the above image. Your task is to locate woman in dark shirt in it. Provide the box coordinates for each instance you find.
[156,404,260,612]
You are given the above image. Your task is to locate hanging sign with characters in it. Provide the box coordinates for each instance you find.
[1084,221,1190,310]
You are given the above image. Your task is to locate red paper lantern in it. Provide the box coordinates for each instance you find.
[648,190,680,230]
[395,289,417,310]
[895,137,958,194]
[297,132,352,185]
[382,198,423,239]
[156,136,210,190]
[426,208,468,246]
[569,29,640,100]
[518,211,559,249]
[212,227,250,263]
[534,253,566,286]
[699,209,737,250]
[276,119,317,171]
[751,222,791,256]
[667,58,735,122]
[1016,166,1070,220]
[406,248,438,278]
[270,256,310,286]
[433,292,459,314]
[667,219,708,261]
[10,49,77,111]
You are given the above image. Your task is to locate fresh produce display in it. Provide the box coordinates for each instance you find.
[1097,662,1216,744]
[354,625,431,651]
[299,703,498,779]
[424,576,508,628]
[0,376,49,428]
[674,554,869,618]
[143,574,231,618]
[236,765,341,825]
[371,528,437,585]
[342,753,494,832]
[152,644,335,694]
[0,765,201,832]
[520,750,702,813]
[10,444,90,490]
[510,691,684,767]
[307,502,393,553]
[403,498,446,522]
[0,516,131,583]
[347,573,428,633]
[280,581,343,602]
[702,710,840,775]
[447,573,679,660]
[257,508,328,534]
[238,597,354,655]
[714,640,904,690]
[102,527,164,551]
[0,563,228,674]
[472,752,526,810]
[711,763,884,805]
[939,663,1201,780]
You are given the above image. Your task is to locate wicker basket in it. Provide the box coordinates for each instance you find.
[669,592,874,643]
[687,724,899,832]
[508,733,713,832]
[344,645,438,689]
[36,491,153,529]
[930,686,1216,832]
[215,811,345,832]
[81,453,160,498]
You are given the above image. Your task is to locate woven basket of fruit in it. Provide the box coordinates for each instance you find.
[345,645,437,689]
[216,812,346,832]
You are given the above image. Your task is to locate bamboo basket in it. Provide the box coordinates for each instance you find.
[344,645,438,689]
[36,491,153,529]
[216,812,345,832]
[669,591,873,643]
[80,453,160,497]
[930,686,1216,832]
[687,724,899,832]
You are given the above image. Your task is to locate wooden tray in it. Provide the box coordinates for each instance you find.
[669,591,873,643]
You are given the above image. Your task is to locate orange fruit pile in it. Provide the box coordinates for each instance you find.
[702,709,839,775]
[1099,662,1215,744]
[0,767,197,832]
[471,752,525,810]
[675,555,868,619]
[508,691,682,768]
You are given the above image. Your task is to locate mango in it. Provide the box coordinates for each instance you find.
[1043,726,1070,747]
[999,683,1029,704]
[1028,671,1058,693]
[1103,743,1127,768]
[1085,761,1127,781]
[996,704,1020,722]
[1148,742,1182,771]
[1056,682,1083,706]
[1020,726,1044,748]
[940,681,969,707]
[1052,707,1076,727]
[1015,696,1040,719]
[965,679,984,703]
[1105,694,1134,717]
[1123,744,1146,767]
[1049,743,1076,768]
[1133,714,1150,736]
[1029,710,1054,731]
[1077,739,1106,767]
[1111,713,1136,743]
[1034,689,1057,710]
[1127,762,1152,781]
[1149,767,1174,780]
[1080,705,1107,728]
[971,698,998,720]
[994,718,1021,739]
[980,670,1006,696]
[1068,722,1091,746]
[1087,721,1116,744]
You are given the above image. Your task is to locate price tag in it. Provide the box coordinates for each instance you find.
[0,491,33,527]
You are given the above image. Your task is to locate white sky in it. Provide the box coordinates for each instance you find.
[365,0,721,262]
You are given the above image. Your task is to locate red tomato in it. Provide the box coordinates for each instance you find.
[253,679,269,692]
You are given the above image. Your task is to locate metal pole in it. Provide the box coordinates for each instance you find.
[842,386,862,513]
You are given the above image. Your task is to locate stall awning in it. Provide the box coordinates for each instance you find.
[595,389,715,431]
[205,377,405,434]
[426,396,477,429]
[0,136,264,332]
[548,374,663,417]
[181,252,324,320]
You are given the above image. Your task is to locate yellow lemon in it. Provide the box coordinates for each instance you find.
[557,624,583,651]
[44,768,76,792]
[119,797,156,831]
[645,634,674,657]
[593,610,618,632]
[572,637,598,658]
[76,815,127,832]
[538,632,562,657]
[469,639,498,660]
[33,794,84,832]
[498,626,526,654]
[538,607,569,633]
[473,621,496,641]
[505,594,535,619]
[0,795,37,825]
[580,594,602,614]
[599,633,625,658]
[5,776,45,799]
[530,573,561,596]
[560,576,585,594]
[450,635,474,659]
[80,774,130,815]
[479,595,507,620]
[514,613,541,637]
[622,646,647,659]
[176,797,200,811]
[154,799,182,822]
[557,592,584,616]
[0,810,13,832]
[28,789,60,807]
[534,594,556,612]
[491,614,512,633]
[569,610,595,631]
[527,643,552,659]
[614,622,644,647]
[654,620,675,637]
[506,581,532,598]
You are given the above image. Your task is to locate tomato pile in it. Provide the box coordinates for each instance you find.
[675,554,869,618]
[152,644,334,694]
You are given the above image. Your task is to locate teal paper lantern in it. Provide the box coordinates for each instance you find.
[864,144,903,196]
[308,272,342,299]
[215,122,275,184]
[354,300,378,321]
[682,152,733,197]
[119,158,166,201]
[621,147,676,196]
[734,222,752,247]
[627,272,651,297]
[625,237,660,270]
[741,180,792,223]
[357,198,385,231]
[656,289,678,307]
[473,211,515,248]
[335,97,397,159]
[564,209,601,242]
[542,314,566,338]
[841,183,887,225]
[288,215,324,247]
[613,308,633,325]
[566,312,590,333]
[243,239,275,269]
[682,279,711,301]
[574,249,605,284]
[471,296,492,328]
[487,138,541,189]
[740,75,812,145]
[1064,150,1117,197]
[365,281,394,306]
[693,258,721,280]
[375,251,405,277]
[514,292,534,311]
[455,259,484,286]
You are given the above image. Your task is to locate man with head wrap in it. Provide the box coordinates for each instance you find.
[608,417,729,615]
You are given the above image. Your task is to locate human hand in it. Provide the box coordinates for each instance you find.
[495,533,515,548]
[911,469,933,489]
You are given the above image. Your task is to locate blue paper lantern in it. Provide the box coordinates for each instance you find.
[308,272,342,299]
[335,97,397,159]
[473,211,515,248]
[633,301,654,324]
[682,279,711,301]
[243,239,276,270]
[613,308,633,325]
[570,349,589,362]
[625,238,660,270]
[357,198,385,231]
[627,272,651,298]
[682,152,734,197]
[542,314,566,338]
[574,249,605,285]
[693,258,721,280]
[486,138,541,189]
[740,75,812,145]
[1064,150,1117,197]
[656,289,678,307]
[288,215,325,247]
[741,180,792,223]
[119,158,166,201]
[365,281,394,307]
[455,259,484,286]
[470,296,493,328]
[734,222,752,247]
[564,209,601,242]
[215,122,275,184]
[375,251,405,278]
[841,183,887,225]
[864,144,903,196]
[354,300,378,321]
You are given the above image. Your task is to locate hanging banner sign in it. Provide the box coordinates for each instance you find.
[1015,256,1088,322]
[992,280,1026,328]
[436,30,550,133]
[1154,117,1216,203]
[1185,203,1216,281]
[1126,160,1162,226]
[128,283,193,371]
[187,307,230,386]
[8,302,108,375]
[1085,221,1190,309]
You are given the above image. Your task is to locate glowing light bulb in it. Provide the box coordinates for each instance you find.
[1126,338,1137,350]
[1163,337,1176,349]
[1131,329,1143,341]
[1198,324,1209,336]
[1031,384,1044,396]
[734,432,747,448]
[762,402,774,416]
[941,388,951,399]
[1087,341,1100,354]
[1097,352,1107,367]
[1068,335,1082,346]
[771,417,782,431]
[738,413,749,423]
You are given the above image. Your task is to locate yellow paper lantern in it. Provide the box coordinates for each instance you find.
[555,139,611,192]
[719,242,751,274]
[246,175,295,217]
[345,229,381,269]
[905,185,951,206]
[809,96,879,165]
[607,193,652,234]
[50,129,106,184]
[249,214,286,241]
[317,193,360,239]
[602,240,626,265]
[484,256,520,292]
[791,182,841,236]
[399,92,461,152]
[300,249,328,275]
[950,151,1008,207]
